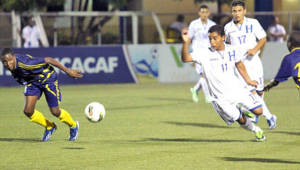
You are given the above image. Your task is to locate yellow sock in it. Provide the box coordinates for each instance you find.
[30,110,55,130]
[59,109,76,127]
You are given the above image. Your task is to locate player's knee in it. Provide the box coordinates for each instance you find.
[237,115,246,125]
[252,107,263,116]
[50,107,61,117]
[23,109,34,117]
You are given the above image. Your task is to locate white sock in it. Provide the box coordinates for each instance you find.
[199,77,211,99]
[240,116,262,133]
[193,78,202,92]
[255,94,272,120]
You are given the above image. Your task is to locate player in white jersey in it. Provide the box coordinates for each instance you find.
[224,0,277,130]
[181,25,266,141]
[188,5,216,103]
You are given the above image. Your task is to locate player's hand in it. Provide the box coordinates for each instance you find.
[263,80,279,92]
[263,84,272,92]
[67,69,83,78]
[247,49,257,56]
[247,80,258,88]
[181,27,191,43]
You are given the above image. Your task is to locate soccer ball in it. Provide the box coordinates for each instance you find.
[84,102,106,122]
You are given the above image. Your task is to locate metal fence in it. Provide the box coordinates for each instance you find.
[1,11,300,47]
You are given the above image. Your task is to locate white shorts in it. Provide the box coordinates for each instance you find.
[241,55,264,92]
[211,92,262,125]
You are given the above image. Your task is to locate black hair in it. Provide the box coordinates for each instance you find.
[199,4,208,10]
[288,32,300,49]
[176,14,184,22]
[0,48,13,59]
[208,25,225,36]
[232,0,246,9]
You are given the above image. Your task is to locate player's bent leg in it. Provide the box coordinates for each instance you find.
[25,96,56,141]
[24,91,56,141]
[250,106,263,116]
[52,108,79,141]
[199,77,212,103]
[257,91,277,130]
[237,115,266,142]
[190,87,199,103]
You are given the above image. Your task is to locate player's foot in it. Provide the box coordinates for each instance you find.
[42,123,57,142]
[267,115,277,130]
[255,130,266,142]
[69,121,79,141]
[190,88,199,103]
[205,97,212,103]
[243,111,259,123]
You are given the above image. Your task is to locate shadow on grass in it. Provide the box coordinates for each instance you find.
[0,137,40,142]
[163,121,234,129]
[221,157,300,164]
[146,97,191,102]
[138,138,247,143]
[63,147,85,150]
[270,131,300,136]
[108,102,189,111]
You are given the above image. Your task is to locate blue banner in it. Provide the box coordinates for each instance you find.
[0,46,137,86]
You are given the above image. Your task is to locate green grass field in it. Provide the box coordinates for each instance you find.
[1,77,300,170]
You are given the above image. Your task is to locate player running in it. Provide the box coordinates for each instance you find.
[224,0,277,129]
[0,48,82,142]
[264,32,300,92]
[181,25,266,141]
[188,4,216,103]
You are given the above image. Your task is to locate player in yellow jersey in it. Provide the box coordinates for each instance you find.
[1,48,82,141]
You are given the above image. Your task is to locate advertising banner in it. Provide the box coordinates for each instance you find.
[158,44,199,83]
[125,44,159,78]
[0,46,137,86]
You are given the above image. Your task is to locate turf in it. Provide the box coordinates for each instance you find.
[0,77,300,170]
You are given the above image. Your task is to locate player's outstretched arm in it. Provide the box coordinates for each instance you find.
[235,61,258,87]
[181,28,193,62]
[44,57,83,78]
[264,79,279,92]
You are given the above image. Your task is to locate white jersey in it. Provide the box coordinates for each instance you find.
[268,24,286,43]
[224,17,266,91]
[188,18,216,50]
[191,44,248,103]
[224,17,266,57]
[22,25,41,48]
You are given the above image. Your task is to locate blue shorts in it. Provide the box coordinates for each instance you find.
[24,80,61,108]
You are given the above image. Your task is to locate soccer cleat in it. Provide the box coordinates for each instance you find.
[69,121,79,141]
[42,123,57,142]
[267,115,277,130]
[255,130,266,142]
[205,97,212,104]
[243,111,259,123]
[190,88,199,103]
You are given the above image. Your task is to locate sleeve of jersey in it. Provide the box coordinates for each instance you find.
[18,56,46,70]
[254,20,267,40]
[274,56,291,82]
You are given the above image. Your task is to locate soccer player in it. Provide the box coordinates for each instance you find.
[0,48,82,142]
[188,4,216,103]
[224,0,277,129]
[181,25,266,141]
[264,32,300,91]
